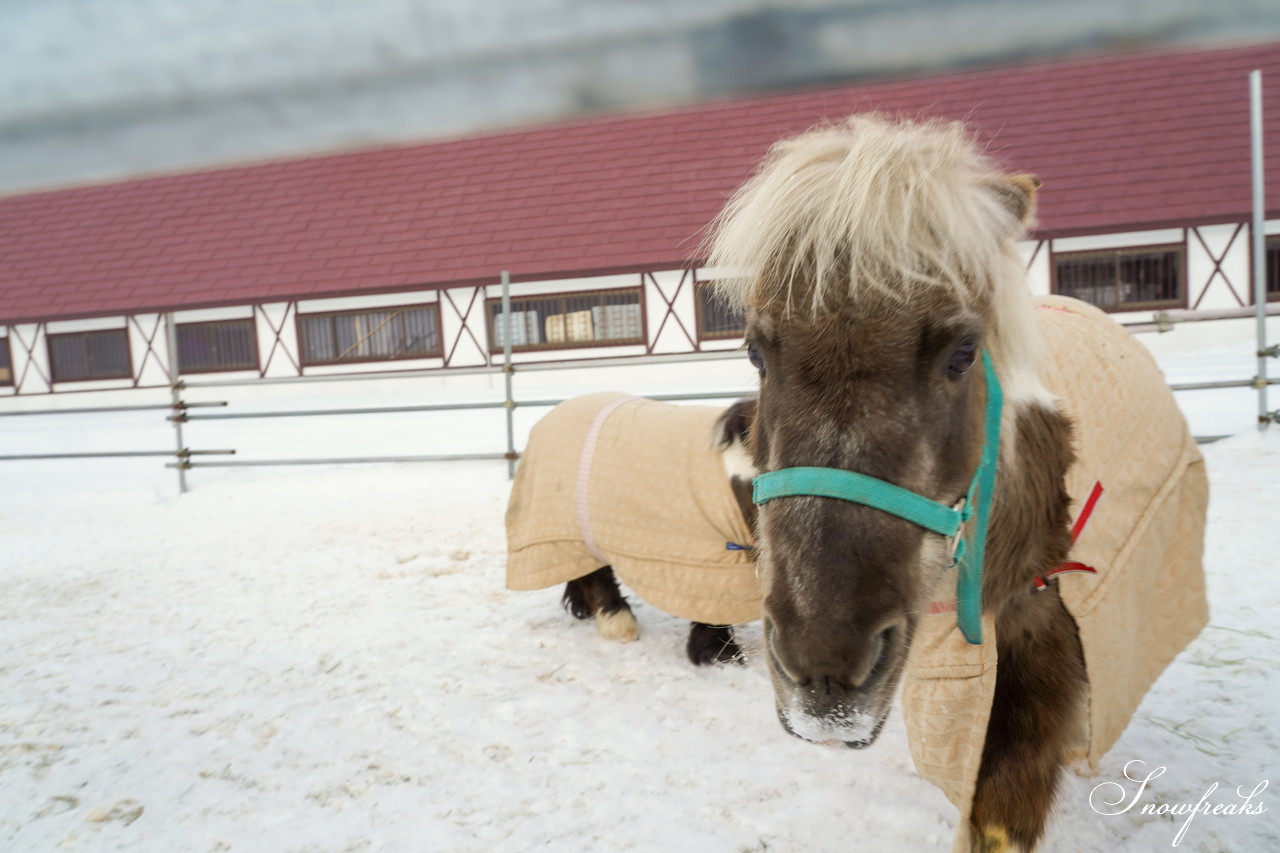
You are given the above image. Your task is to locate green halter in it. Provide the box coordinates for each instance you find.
[752,351,1003,645]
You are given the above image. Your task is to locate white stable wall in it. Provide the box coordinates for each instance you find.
[1021,223,1279,355]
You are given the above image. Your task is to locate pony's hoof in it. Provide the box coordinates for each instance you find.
[595,608,639,643]
[686,623,743,666]
[689,639,742,666]
[971,826,1022,853]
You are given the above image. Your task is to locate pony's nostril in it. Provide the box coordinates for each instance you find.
[766,629,808,688]
[863,625,897,686]
[772,651,809,688]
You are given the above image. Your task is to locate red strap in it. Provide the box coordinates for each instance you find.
[1070,481,1105,542]
[1034,481,1104,590]
[1033,561,1099,591]
[932,481,1106,609]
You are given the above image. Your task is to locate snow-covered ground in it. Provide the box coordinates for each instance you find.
[1,339,1277,851]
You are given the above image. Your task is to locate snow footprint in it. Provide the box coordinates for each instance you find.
[86,799,144,827]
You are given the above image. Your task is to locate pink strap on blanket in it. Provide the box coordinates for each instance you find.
[575,395,641,565]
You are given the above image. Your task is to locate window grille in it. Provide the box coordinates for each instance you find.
[0,338,10,386]
[1267,236,1280,302]
[487,288,644,352]
[1053,245,1184,310]
[695,281,745,340]
[47,329,132,382]
[177,319,259,374]
[297,304,442,366]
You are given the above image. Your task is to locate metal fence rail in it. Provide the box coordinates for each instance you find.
[2,345,1272,493]
[0,402,227,417]
[1250,69,1272,428]
[0,399,235,467]
[168,453,510,470]
[0,449,235,462]
[180,390,753,424]
[1171,378,1280,392]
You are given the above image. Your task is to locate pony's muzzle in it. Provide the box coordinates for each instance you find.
[764,617,905,749]
[768,623,897,690]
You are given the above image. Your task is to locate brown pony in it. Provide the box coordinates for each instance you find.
[705,116,1206,851]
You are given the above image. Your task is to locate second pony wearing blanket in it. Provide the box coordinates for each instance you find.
[506,393,760,628]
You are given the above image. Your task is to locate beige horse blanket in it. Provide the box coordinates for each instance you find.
[505,393,759,625]
[903,295,1208,850]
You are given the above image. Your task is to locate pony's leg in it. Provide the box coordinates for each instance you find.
[561,567,638,643]
[560,573,595,620]
[686,623,742,666]
[969,589,1086,852]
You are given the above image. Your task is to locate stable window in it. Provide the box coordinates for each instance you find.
[297,304,442,366]
[1267,236,1280,302]
[0,337,11,386]
[487,288,644,352]
[1053,245,1184,311]
[177,319,259,374]
[695,281,745,340]
[48,329,132,382]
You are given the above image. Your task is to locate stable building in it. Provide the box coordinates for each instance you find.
[1,41,1278,397]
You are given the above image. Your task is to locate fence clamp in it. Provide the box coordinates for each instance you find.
[1258,344,1280,359]
[1154,310,1174,334]
[174,448,192,470]
[169,401,189,423]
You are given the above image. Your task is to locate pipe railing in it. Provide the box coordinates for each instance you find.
[0,401,226,417]
[1123,303,1280,335]
[1169,377,1280,392]
[2,354,1269,491]
[0,449,234,462]
[1250,69,1272,428]
[1,245,1275,492]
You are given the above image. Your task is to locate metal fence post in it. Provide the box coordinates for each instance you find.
[1250,70,1274,429]
[164,312,189,493]
[501,270,517,478]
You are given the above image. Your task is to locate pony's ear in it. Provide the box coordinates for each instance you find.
[713,398,756,449]
[987,173,1041,230]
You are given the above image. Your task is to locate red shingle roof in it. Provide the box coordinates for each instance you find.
[2,42,1278,325]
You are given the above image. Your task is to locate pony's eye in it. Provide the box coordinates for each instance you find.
[947,340,977,379]
[747,341,765,376]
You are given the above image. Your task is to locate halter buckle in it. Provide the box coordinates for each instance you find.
[946,497,967,567]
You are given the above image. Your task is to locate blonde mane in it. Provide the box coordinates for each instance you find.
[705,114,1050,406]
